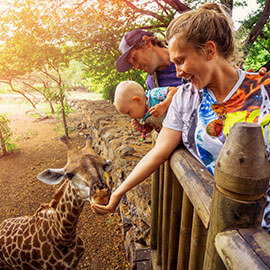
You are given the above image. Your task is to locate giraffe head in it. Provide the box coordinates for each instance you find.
[37,136,112,205]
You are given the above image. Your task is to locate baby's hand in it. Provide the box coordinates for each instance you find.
[149,103,166,117]
[131,119,143,132]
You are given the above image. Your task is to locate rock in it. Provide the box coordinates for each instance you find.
[70,100,153,265]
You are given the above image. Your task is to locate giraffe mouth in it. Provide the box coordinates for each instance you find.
[91,188,111,205]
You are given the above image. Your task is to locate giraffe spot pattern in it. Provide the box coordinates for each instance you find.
[0,139,113,269]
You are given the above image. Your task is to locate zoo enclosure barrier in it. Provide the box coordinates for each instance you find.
[150,122,270,270]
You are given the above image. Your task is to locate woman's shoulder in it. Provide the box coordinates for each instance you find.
[240,69,270,86]
[174,82,201,106]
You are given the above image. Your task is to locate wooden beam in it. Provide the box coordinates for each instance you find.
[161,162,173,270]
[157,164,164,265]
[215,228,270,269]
[151,168,160,250]
[167,174,183,269]
[203,123,270,270]
[170,148,213,228]
[189,211,207,270]
[177,193,193,270]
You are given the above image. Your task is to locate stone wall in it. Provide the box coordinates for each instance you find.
[71,99,153,265]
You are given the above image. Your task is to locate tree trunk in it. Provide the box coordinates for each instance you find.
[261,59,270,71]
[245,0,270,45]
[60,99,69,138]
[220,0,233,16]
[48,100,55,114]
[9,85,37,109]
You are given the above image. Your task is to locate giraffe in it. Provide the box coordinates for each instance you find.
[0,136,112,270]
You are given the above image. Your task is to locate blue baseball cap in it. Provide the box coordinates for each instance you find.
[116,29,154,72]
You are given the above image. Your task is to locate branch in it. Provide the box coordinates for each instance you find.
[67,0,88,14]
[261,59,270,71]
[123,0,167,23]
[162,0,190,13]
[153,0,170,15]
[9,80,37,109]
[245,0,270,45]
[19,81,43,95]
[74,0,88,9]
[41,68,58,84]
[139,24,169,29]
[40,63,61,85]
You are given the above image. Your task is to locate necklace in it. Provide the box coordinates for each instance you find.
[141,96,150,141]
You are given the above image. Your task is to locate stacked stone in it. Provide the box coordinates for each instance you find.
[70,99,152,264]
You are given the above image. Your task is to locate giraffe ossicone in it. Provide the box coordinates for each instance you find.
[0,136,112,269]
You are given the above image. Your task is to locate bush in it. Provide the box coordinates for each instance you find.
[0,114,18,155]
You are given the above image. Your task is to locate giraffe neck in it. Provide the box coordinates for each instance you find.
[53,180,85,245]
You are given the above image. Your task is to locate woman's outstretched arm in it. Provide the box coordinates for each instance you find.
[91,127,182,214]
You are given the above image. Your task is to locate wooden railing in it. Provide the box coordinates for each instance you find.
[150,123,270,270]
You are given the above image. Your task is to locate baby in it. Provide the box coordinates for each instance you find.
[114,80,178,136]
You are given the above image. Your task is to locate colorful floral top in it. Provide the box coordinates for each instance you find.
[141,86,169,124]
[163,69,270,232]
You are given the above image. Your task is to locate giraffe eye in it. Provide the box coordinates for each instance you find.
[103,160,112,171]
[66,173,75,180]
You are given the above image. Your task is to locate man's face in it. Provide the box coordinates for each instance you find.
[127,45,159,75]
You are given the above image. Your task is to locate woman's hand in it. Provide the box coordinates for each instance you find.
[91,191,122,214]
[92,127,182,215]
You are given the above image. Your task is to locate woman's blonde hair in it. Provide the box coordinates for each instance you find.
[166,3,235,59]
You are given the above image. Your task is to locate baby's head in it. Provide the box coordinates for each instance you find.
[114,80,147,119]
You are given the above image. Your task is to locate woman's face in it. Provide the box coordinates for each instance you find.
[168,35,212,90]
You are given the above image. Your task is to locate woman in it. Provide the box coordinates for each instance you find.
[92,3,270,232]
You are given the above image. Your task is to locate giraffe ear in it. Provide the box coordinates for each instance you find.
[37,168,65,185]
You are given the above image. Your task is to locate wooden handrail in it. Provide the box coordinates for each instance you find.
[215,228,270,269]
[151,123,270,270]
[170,148,213,228]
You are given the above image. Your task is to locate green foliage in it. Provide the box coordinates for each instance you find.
[53,123,75,137]
[0,84,10,94]
[61,60,88,88]
[236,0,269,70]
[89,69,147,102]
[0,0,268,101]
[0,114,18,153]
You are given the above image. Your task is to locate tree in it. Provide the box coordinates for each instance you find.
[0,0,76,137]
[69,0,269,98]
[240,0,270,70]
[0,0,268,102]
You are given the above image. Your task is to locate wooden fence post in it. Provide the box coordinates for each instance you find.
[151,168,159,250]
[167,174,182,269]
[157,164,164,265]
[151,131,159,250]
[203,122,270,270]
[162,162,173,270]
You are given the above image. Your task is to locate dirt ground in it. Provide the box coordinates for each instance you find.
[0,99,131,270]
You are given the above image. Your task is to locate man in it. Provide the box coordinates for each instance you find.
[116,29,267,90]
[116,29,185,90]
